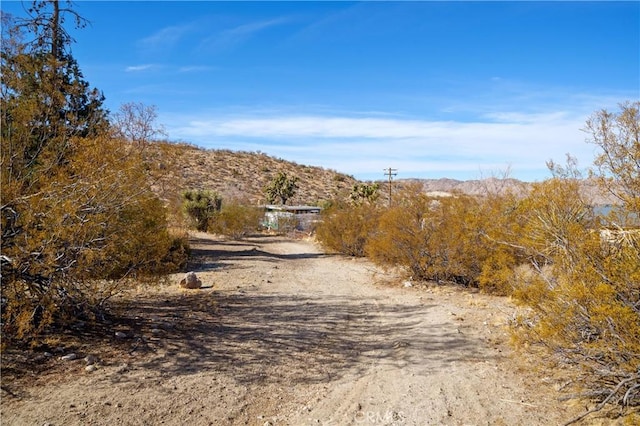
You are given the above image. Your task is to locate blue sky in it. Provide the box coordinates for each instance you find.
[3,1,639,181]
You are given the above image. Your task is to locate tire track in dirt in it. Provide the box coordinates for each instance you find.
[187,234,571,425]
[1,233,576,425]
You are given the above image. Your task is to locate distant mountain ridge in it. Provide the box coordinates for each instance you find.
[394,177,617,206]
[398,177,528,197]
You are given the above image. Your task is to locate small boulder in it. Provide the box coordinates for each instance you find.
[179,271,202,289]
[60,353,77,361]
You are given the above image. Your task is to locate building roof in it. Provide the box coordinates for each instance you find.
[263,205,322,212]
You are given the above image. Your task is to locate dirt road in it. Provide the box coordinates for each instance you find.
[2,233,579,425]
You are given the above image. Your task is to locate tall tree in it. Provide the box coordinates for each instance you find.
[1,1,108,189]
[1,3,183,341]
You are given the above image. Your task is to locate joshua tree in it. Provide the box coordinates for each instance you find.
[265,171,298,205]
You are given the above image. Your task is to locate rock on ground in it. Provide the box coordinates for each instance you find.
[1,233,587,425]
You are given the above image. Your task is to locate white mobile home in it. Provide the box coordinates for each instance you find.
[263,205,322,231]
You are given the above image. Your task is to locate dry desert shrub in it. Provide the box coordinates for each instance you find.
[315,201,381,257]
[310,101,640,420]
[506,103,640,421]
[1,136,188,342]
[365,183,502,286]
[208,200,264,239]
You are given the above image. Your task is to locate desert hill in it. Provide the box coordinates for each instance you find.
[148,142,358,207]
[148,142,616,208]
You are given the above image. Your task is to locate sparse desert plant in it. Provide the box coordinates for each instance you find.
[364,183,433,276]
[586,101,640,216]
[1,5,185,342]
[162,232,191,272]
[182,189,222,231]
[476,191,530,295]
[476,246,522,295]
[110,101,167,146]
[512,209,639,420]
[1,136,186,341]
[350,182,380,205]
[208,200,263,238]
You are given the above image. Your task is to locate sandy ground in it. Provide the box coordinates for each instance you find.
[2,233,594,425]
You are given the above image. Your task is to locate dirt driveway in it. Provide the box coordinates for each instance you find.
[2,233,582,425]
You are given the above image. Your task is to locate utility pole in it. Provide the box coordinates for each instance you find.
[384,167,397,206]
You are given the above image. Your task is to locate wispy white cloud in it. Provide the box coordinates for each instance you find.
[175,114,581,143]
[228,17,289,37]
[410,76,629,121]
[138,24,195,51]
[125,64,159,72]
[125,64,215,74]
[161,85,630,181]
[166,109,595,181]
[199,17,290,51]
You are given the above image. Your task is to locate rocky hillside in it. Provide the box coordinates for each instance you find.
[147,142,616,209]
[148,142,358,206]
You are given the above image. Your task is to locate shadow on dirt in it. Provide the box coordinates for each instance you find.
[1,235,497,398]
[107,290,495,387]
[187,236,332,272]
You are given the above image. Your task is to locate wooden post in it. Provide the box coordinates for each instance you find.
[384,167,397,206]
